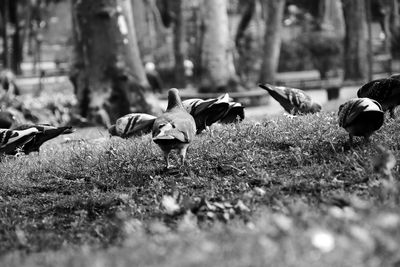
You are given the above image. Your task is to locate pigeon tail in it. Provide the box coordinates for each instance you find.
[166,88,184,111]
[258,83,274,93]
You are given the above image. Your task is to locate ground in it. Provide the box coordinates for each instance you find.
[1,102,400,266]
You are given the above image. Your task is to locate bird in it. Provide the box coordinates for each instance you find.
[0,110,15,128]
[11,124,74,154]
[108,113,157,138]
[357,75,400,118]
[182,93,245,133]
[217,93,245,124]
[338,98,384,145]
[182,94,230,134]
[258,83,321,115]
[0,128,39,155]
[152,88,196,169]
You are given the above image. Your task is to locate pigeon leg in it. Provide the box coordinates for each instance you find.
[179,145,188,166]
[163,151,173,169]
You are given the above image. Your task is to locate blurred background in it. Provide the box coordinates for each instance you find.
[0,0,399,126]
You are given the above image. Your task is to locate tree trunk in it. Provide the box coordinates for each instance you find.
[379,0,400,55]
[1,0,10,69]
[342,0,368,81]
[320,0,345,37]
[389,0,400,57]
[199,0,238,92]
[70,0,160,126]
[258,0,286,84]
[171,0,186,88]
[235,0,256,48]
[0,0,23,74]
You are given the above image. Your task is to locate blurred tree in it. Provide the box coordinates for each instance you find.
[258,0,286,84]
[298,0,343,79]
[171,0,186,88]
[235,0,264,86]
[70,0,160,126]
[300,31,342,79]
[0,0,23,74]
[342,0,368,80]
[199,0,240,92]
[377,0,400,57]
[319,0,345,37]
[132,0,168,62]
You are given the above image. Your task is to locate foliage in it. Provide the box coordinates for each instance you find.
[278,39,314,72]
[299,31,343,78]
[1,111,400,265]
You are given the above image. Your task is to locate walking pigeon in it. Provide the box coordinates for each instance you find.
[258,83,321,115]
[108,113,156,138]
[12,124,74,154]
[152,88,196,169]
[338,98,384,145]
[0,127,39,155]
[357,75,400,118]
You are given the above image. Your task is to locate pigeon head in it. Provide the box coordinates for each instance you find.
[312,103,322,113]
[166,88,184,111]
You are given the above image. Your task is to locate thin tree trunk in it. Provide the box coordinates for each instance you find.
[0,0,22,74]
[258,0,286,84]
[390,0,400,57]
[171,0,186,88]
[200,0,239,92]
[10,0,22,74]
[320,0,345,37]
[1,0,10,69]
[342,0,368,81]
[70,0,160,126]
[235,0,256,48]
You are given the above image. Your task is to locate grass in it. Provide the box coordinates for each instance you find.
[1,111,400,266]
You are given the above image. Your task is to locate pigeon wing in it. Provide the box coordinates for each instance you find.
[259,84,294,113]
[0,128,38,155]
[115,113,156,137]
[357,78,400,101]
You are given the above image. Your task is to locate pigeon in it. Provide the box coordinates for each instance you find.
[357,75,400,118]
[338,98,384,145]
[152,88,196,169]
[0,128,39,155]
[0,111,15,128]
[258,83,321,115]
[182,93,245,133]
[217,94,245,124]
[108,113,157,138]
[11,124,74,154]
[182,94,230,134]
